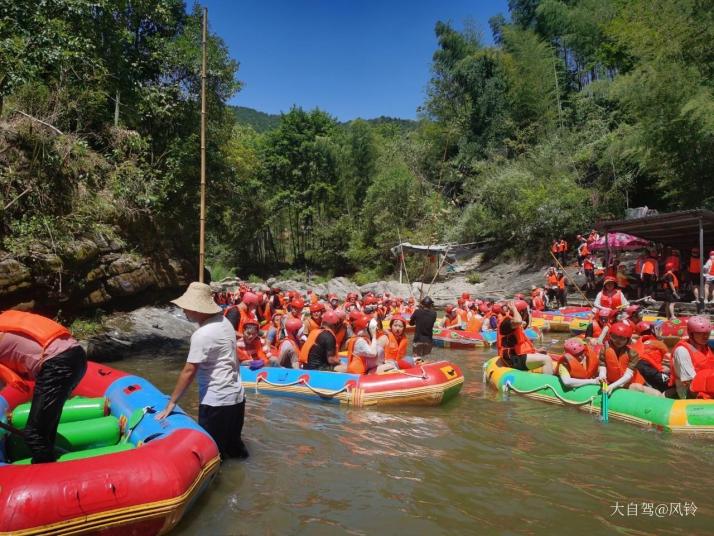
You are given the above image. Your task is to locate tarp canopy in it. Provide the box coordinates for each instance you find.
[596,209,714,252]
[390,241,491,259]
[588,232,651,251]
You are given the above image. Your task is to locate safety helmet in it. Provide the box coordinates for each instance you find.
[603,276,617,286]
[514,300,529,312]
[610,322,633,339]
[310,302,325,313]
[421,296,434,308]
[625,305,640,316]
[687,315,712,334]
[445,305,455,314]
[321,311,339,326]
[352,313,371,331]
[242,292,259,305]
[285,318,303,334]
[635,321,652,335]
[390,314,406,328]
[290,299,305,310]
[597,307,612,318]
[564,338,585,356]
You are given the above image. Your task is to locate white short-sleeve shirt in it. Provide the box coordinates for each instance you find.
[187,315,244,406]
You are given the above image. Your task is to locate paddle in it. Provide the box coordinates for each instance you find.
[596,325,610,423]
[0,420,69,455]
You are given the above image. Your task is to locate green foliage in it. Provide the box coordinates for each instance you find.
[466,273,482,284]
[232,106,281,132]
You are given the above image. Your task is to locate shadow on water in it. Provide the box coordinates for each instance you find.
[117,338,714,535]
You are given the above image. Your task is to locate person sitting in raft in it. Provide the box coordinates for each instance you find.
[237,320,268,369]
[598,322,662,396]
[327,294,340,311]
[584,307,613,342]
[556,338,600,388]
[439,305,462,329]
[304,302,324,335]
[497,300,553,375]
[383,315,411,369]
[403,297,416,315]
[0,310,88,463]
[335,313,383,374]
[300,310,341,371]
[276,318,303,368]
[594,276,629,315]
[620,304,643,328]
[263,312,283,355]
[670,316,714,399]
[236,291,260,336]
[157,282,247,459]
[630,321,670,393]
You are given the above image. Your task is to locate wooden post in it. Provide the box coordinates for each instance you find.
[198,7,207,283]
[699,217,705,313]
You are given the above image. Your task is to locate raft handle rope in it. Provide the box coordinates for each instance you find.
[504,381,597,408]
[255,375,352,399]
[392,366,428,380]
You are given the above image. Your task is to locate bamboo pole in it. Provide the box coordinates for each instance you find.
[198,7,207,283]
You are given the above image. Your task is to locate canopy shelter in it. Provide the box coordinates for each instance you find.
[389,241,491,259]
[596,209,714,312]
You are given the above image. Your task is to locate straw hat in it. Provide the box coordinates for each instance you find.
[171,282,222,314]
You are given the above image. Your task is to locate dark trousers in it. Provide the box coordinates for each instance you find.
[641,274,657,297]
[199,400,248,460]
[636,361,669,393]
[25,346,87,463]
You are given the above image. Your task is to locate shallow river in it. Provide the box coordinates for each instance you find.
[117,337,714,535]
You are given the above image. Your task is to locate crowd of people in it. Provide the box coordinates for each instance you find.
[549,230,714,319]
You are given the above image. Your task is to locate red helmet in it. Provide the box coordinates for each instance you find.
[390,314,406,327]
[256,292,264,302]
[242,319,259,330]
[363,296,377,306]
[445,305,455,314]
[348,309,363,323]
[564,338,585,356]
[457,298,465,306]
[285,318,303,334]
[625,305,640,315]
[478,303,489,314]
[347,292,358,301]
[635,321,652,334]
[492,304,503,314]
[664,262,675,272]
[291,299,305,310]
[514,300,529,312]
[242,292,259,305]
[515,293,525,300]
[310,302,325,313]
[603,276,617,285]
[322,311,339,326]
[610,322,633,339]
[334,309,346,321]
[352,313,371,331]
[687,315,712,334]
[461,292,470,300]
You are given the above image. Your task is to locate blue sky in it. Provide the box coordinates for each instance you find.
[201,0,509,121]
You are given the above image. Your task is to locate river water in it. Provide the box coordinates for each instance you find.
[117,337,714,535]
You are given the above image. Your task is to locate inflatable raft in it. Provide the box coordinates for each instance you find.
[241,360,464,407]
[532,307,592,332]
[485,357,714,434]
[0,362,220,535]
[432,326,541,349]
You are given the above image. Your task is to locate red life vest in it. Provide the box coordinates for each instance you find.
[0,311,70,351]
[641,258,657,275]
[589,321,603,339]
[670,340,714,387]
[237,337,267,363]
[385,331,407,361]
[444,315,460,328]
[557,348,598,379]
[496,318,535,358]
[583,258,594,270]
[661,270,679,289]
[546,274,559,286]
[237,308,259,335]
[532,296,545,311]
[598,290,623,310]
[603,345,644,385]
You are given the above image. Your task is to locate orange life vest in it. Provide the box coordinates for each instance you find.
[598,290,623,310]
[532,296,545,311]
[583,258,594,270]
[670,340,714,387]
[345,335,370,375]
[237,309,259,335]
[334,323,347,351]
[496,318,535,358]
[298,328,337,365]
[641,258,657,275]
[444,315,460,328]
[603,345,644,385]
[557,348,598,379]
[384,331,407,361]
[308,318,321,332]
[546,274,559,286]
[0,310,71,351]
[661,270,679,290]
[556,275,566,289]
[589,321,603,339]
[466,315,483,333]
[558,240,568,252]
[616,273,629,288]
[689,257,701,273]
[578,242,590,256]
[237,337,267,363]
[0,362,29,392]
[630,335,667,373]
[551,243,559,254]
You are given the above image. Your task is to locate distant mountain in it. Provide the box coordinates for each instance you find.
[231,105,418,134]
[232,106,281,132]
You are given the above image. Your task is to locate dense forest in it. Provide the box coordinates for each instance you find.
[2,0,713,286]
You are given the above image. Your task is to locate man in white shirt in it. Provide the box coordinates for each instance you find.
[157,282,247,459]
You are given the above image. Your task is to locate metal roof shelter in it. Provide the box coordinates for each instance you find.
[596,209,714,312]
[596,209,714,252]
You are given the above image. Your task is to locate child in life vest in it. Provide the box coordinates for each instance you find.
[556,338,600,388]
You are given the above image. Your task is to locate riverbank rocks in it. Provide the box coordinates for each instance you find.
[85,306,195,361]
[0,237,195,314]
